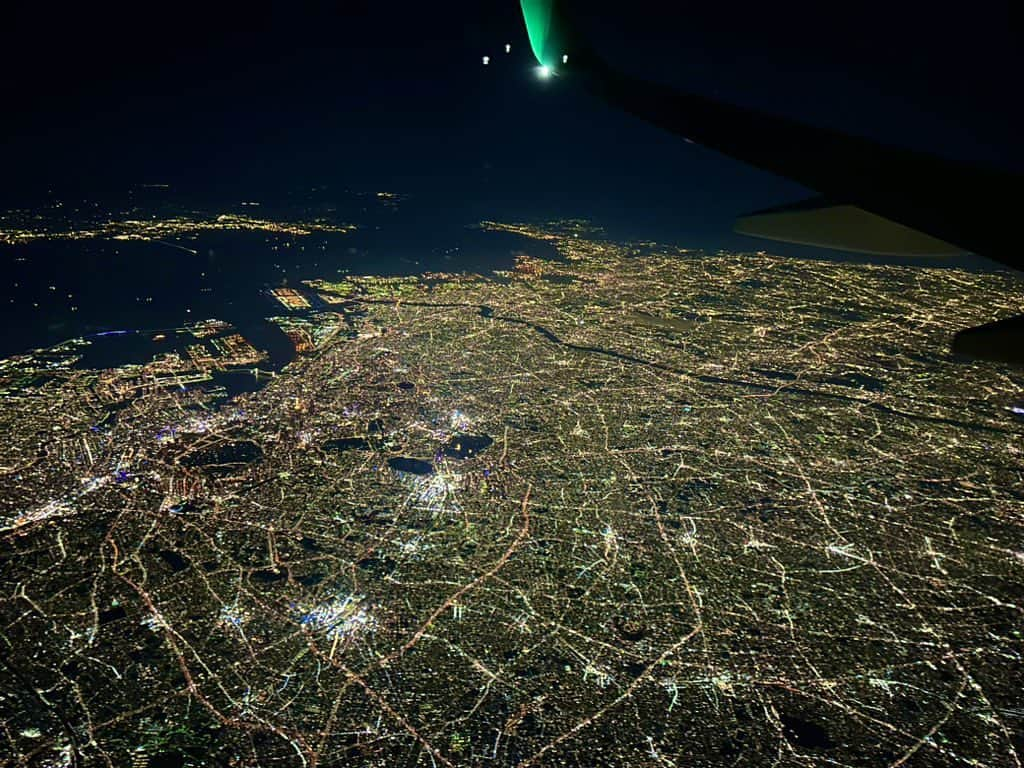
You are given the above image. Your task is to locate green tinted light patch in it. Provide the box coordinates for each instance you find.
[521,0,557,69]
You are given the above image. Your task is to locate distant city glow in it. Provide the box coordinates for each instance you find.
[537,65,552,79]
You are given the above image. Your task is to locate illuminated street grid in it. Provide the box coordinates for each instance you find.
[1,221,1022,766]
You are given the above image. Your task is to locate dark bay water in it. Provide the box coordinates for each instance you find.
[0,188,566,373]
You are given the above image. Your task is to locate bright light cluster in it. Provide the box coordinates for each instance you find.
[406,470,463,515]
[296,592,376,642]
[219,602,249,630]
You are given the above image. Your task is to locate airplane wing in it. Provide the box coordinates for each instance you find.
[518,0,1024,365]
[734,197,963,257]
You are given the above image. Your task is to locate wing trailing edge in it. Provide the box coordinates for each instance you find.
[734,197,964,257]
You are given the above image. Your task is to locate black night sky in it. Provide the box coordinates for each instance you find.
[2,0,1020,245]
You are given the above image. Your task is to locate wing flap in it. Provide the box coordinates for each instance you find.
[735,197,965,257]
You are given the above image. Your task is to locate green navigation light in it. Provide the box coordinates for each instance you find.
[520,0,561,71]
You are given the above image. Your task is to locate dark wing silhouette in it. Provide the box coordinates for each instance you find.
[519,0,1024,365]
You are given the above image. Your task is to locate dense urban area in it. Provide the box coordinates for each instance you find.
[1,219,1022,766]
